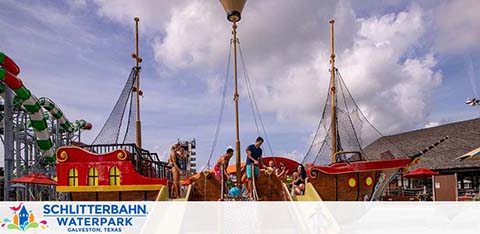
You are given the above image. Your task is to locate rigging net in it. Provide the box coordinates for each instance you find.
[302,68,406,165]
[92,67,138,145]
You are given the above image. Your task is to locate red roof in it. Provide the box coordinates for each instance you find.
[403,168,438,178]
[11,173,57,185]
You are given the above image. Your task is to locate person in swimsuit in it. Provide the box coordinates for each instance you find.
[293,164,306,195]
[266,160,276,171]
[275,162,289,182]
[169,143,186,198]
[246,137,264,198]
[214,148,234,180]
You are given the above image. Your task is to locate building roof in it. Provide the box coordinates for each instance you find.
[364,118,480,171]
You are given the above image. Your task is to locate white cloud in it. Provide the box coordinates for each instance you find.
[93,0,183,35]
[152,1,228,70]
[434,0,480,53]
[425,122,440,128]
[93,1,443,136]
[331,5,442,134]
[1,1,451,169]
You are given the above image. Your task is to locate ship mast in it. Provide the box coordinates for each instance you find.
[220,0,247,188]
[132,17,143,148]
[329,19,338,162]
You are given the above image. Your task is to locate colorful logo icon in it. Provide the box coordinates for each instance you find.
[0,203,47,232]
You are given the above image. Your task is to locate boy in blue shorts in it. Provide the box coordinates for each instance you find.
[246,137,264,198]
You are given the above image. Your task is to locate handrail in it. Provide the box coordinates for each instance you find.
[80,143,172,181]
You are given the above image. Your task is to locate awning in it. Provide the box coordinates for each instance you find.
[403,168,438,178]
[11,173,57,185]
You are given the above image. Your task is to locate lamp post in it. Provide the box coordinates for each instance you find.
[219,0,247,188]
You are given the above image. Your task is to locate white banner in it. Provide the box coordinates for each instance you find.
[0,202,479,233]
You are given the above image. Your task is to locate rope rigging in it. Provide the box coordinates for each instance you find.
[92,67,138,145]
[202,40,233,171]
[336,70,410,157]
[301,67,410,165]
[237,41,275,157]
[121,87,137,144]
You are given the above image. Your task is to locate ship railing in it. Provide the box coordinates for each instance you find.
[80,143,172,181]
[334,151,364,163]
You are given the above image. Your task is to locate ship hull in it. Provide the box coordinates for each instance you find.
[56,146,169,201]
[308,158,411,201]
[187,171,291,201]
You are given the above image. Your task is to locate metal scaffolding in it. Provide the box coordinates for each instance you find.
[1,99,85,201]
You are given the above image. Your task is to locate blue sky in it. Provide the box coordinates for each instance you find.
[1,0,479,169]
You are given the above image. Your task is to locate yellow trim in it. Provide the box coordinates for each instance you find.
[295,182,323,201]
[155,186,169,201]
[68,168,78,186]
[348,178,357,188]
[184,184,192,201]
[365,176,373,186]
[57,184,165,192]
[109,166,120,185]
[88,167,99,186]
[117,152,127,161]
[57,151,68,162]
[55,146,128,163]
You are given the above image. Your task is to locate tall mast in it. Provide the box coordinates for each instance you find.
[133,17,142,148]
[232,22,242,188]
[329,19,337,162]
[220,0,247,188]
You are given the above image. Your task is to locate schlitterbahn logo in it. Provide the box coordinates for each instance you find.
[43,204,147,233]
[0,203,48,232]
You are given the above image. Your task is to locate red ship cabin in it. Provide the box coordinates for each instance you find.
[56,144,171,201]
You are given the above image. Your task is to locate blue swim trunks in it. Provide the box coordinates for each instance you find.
[246,164,259,179]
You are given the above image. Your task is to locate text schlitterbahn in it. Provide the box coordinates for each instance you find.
[43,204,147,233]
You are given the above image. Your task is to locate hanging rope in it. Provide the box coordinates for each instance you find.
[122,89,136,144]
[336,70,410,157]
[237,41,275,157]
[303,73,332,163]
[337,69,366,158]
[302,66,413,165]
[251,164,259,201]
[240,51,261,137]
[202,41,233,171]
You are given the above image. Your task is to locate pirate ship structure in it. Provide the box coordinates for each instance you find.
[185,0,292,201]
[298,20,448,201]
[55,18,171,201]
[54,3,448,202]
[184,2,450,202]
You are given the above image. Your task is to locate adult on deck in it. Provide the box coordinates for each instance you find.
[293,164,307,195]
[169,143,186,198]
[214,148,234,180]
[246,137,264,198]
